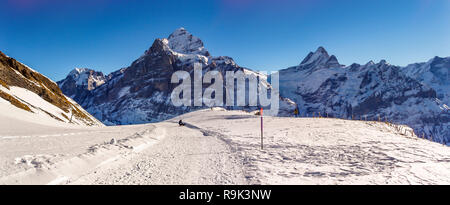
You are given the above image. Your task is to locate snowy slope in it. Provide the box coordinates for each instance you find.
[0,51,103,127]
[0,86,98,128]
[1,109,449,185]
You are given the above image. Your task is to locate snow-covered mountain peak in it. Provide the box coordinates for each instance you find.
[67,68,106,89]
[379,59,388,65]
[57,67,107,99]
[169,27,187,37]
[315,46,329,55]
[360,60,391,71]
[136,28,211,67]
[69,68,89,76]
[300,47,329,65]
[365,60,375,66]
[432,56,444,62]
[326,55,341,67]
[298,47,342,70]
[430,56,450,67]
[166,27,210,56]
[403,55,450,105]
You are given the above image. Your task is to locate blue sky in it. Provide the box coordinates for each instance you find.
[1,0,449,80]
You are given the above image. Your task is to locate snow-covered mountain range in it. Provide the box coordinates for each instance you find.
[57,28,294,125]
[0,51,103,127]
[57,28,448,142]
[278,47,449,143]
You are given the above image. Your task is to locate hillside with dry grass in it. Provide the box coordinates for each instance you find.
[0,51,103,126]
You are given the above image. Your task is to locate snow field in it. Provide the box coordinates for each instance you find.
[1,109,449,184]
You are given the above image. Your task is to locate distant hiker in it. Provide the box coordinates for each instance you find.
[294,108,299,117]
[178,120,185,126]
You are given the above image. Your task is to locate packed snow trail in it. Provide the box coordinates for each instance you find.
[0,122,155,181]
[0,125,164,184]
[71,122,246,185]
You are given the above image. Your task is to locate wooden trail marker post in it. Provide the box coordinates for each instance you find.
[260,108,264,150]
[69,107,74,123]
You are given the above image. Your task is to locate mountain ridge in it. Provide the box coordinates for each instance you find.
[58,28,294,125]
[57,28,449,142]
[278,47,449,143]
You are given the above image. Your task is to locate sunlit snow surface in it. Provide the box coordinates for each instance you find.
[1,109,449,185]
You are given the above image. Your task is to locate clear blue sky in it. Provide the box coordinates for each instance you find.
[1,0,449,81]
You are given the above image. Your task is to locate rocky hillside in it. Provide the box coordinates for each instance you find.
[0,51,103,126]
[277,47,449,143]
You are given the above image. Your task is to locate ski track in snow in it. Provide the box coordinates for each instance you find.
[1,109,450,184]
[0,132,98,139]
[71,122,246,185]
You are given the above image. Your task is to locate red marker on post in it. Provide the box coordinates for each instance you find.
[260,107,263,150]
